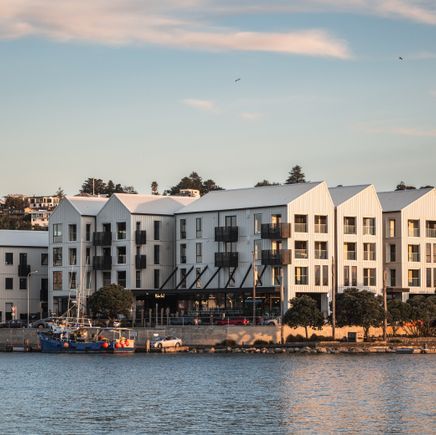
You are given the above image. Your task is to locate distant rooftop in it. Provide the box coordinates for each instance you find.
[329,185,372,206]
[377,188,434,212]
[176,182,323,214]
[65,196,108,216]
[0,230,48,247]
[113,194,196,215]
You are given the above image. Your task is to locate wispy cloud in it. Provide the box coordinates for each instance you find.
[365,124,436,137]
[182,98,216,111]
[240,112,262,121]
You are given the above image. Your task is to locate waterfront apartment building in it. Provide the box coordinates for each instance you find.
[0,230,48,322]
[378,188,436,300]
[173,182,335,316]
[329,185,383,295]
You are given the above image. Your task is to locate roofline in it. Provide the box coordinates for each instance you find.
[175,204,288,215]
[0,245,48,249]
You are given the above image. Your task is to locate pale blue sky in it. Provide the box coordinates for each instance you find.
[0,1,435,196]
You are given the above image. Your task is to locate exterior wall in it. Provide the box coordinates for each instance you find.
[382,211,403,294]
[335,186,383,295]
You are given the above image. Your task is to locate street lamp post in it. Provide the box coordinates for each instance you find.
[27,270,38,326]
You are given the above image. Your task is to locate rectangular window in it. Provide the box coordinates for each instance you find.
[351,266,357,287]
[363,268,376,286]
[154,269,160,289]
[408,269,420,287]
[53,272,62,290]
[136,270,141,288]
[103,272,111,287]
[85,248,91,265]
[344,242,356,260]
[434,244,436,263]
[344,266,349,287]
[363,243,376,261]
[254,239,262,261]
[315,265,321,286]
[180,219,186,239]
[68,248,76,266]
[19,278,27,290]
[408,245,420,262]
[426,268,432,288]
[314,215,327,233]
[390,269,396,287]
[195,268,202,288]
[227,269,235,287]
[408,220,420,237]
[41,253,48,266]
[5,253,13,265]
[117,271,126,288]
[344,217,356,234]
[117,246,127,264]
[389,244,396,262]
[68,224,77,242]
[322,265,329,286]
[180,244,187,264]
[363,217,376,235]
[225,215,237,227]
[273,267,281,286]
[69,272,77,289]
[295,215,307,232]
[426,220,436,238]
[426,243,432,263]
[295,241,308,259]
[154,221,160,241]
[86,271,92,289]
[53,223,62,243]
[86,224,91,242]
[434,268,436,287]
[117,222,126,240]
[314,241,327,259]
[196,217,202,238]
[154,245,160,265]
[196,243,202,263]
[53,247,62,267]
[254,213,262,234]
[180,268,187,289]
[5,278,13,290]
[295,267,308,285]
[388,219,396,238]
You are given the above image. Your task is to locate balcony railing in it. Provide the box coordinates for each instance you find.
[346,252,357,260]
[344,225,356,234]
[117,255,127,264]
[18,264,31,277]
[215,226,238,242]
[135,230,147,245]
[261,249,292,266]
[294,249,308,259]
[426,228,436,238]
[315,224,328,233]
[315,250,328,260]
[363,226,376,235]
[408,253,420,262]
[294,223,307,233]
[261,223,291,239]
[93,232,112,246]
[408,278,420,287]
[135,255,147,269]
[363,252,376,261]
[215,252,238,268]
[93,255,112,270]
[408,228,420,237]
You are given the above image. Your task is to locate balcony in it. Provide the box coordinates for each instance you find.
[261,249,292,266]
[315,250,328,260]
[135,230,147,245]
[346,252,357,261]
[344,225,356,235]
[18,264,31,277]
[135,255,147,269]
[215,252,238,268]
[261,223,291,239]
[426,227,436,238]
[93,256,112,270]
[215,226,238,242]
[294,223,307,233]
[93,232,112,246]
[408,253,420,262]
[294,249,308,259]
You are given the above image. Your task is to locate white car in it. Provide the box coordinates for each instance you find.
[151,336,183,349]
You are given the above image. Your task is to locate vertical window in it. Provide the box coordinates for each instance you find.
[136,222,141,231]
[344,217,356,234]
[344,243,356,260]
[53,247,63,266]
[408,269,420,287]
[196,218,202,238]
[225,215,237,227]
[180,244,187,264]
[315,265,321,286]
[103,272,111,287]
[195,268,202,288]
[254,239,262,261]
[69,224,77,242]
[363,243,376,261]
[426,244,432,263]
[433,244,436,263]
[69,272,77,289]
[351,266,357,287]
[117,246,126,264]
[154,269,160,289]
[41,253,48,266]
[294,215,307,232]
[344,266,349,287]
[295,241,308,259]
[314,215,327,233]
[69,248,77,266]
[5,278,13,290]
[117,271,126,288]
[389,244,396,262]
[388,219,396,238]
[85,248,91,265]
[426,268,432,288]
[180,268,187,289]
[154,221,160,241]
[53,223,62,243]
[390,269,396,287]
[196,243,202,263]
[5,253,13,265]
[314,242,327,259]
[408,220,420,237]
[53,272,62,290]
[434,268,436,287]
[273,267,281,286]
[408,245,420,262]
[117,222,127,240]
[19,278,27,290]
[363,268,376,286]
[295,267,308,285]
[86,271,92,289]
[322,266,328,286]
[86,224,91,241]
[154,245,160,265]
[363,218,376,235]
[227,269,235,287]
[426,220,436,237]
[254,213,262,234]
[136,270,141,288]
[180,219,186,239]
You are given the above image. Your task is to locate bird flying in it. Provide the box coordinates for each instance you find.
[235,78,241,83]
[398,56,403,60]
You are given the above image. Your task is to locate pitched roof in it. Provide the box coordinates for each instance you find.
[377,188,434,212]
[329,185,371,206]
[176,182,323,214]
[0,230,48,247]
[65,196,108,216]
[113,194,196,215]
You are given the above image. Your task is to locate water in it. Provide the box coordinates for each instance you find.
[0,353,434,434]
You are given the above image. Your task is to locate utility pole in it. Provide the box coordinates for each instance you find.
[252,250,256,326]
[331,256,336,340]
[280,267,284,344]
[383,269,388,341]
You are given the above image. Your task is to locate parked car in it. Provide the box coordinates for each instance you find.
[216,317,250,326]
[29,317,56,329]
[262,317,282,326]
[0,319,27,328]
[151,336,183,349]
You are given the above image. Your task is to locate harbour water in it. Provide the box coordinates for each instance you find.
[0,353,434,434]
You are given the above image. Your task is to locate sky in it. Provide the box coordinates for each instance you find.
[0,0,435,196]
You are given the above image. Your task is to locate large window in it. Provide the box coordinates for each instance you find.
[53,247,62,266]
[363,243,376,261]
[363,217,376,235]
[389,244,396,262]
[103,272,111,287]
[5,252,13,265]
[180,219,186,239]
[154,245,160,265]
[408,220,420,237]
[69,272,77,289]
[179,268,187,289]
[86,224,91,241]
[195,268,202,288]
[53,271,62,290]
[363,268,376,286]
[180,244,187,264]
[295,267,308,285]
[314,215,327,233]
[408,269,420,287]
[5,278,13,290]
[69,248,77,266]
[254,213,262,234]
[254,239,262,261]
[53,223,62,243]
[390,269,396,287]
[314,241,327,259]
[117,246,126,264]
[225,215,237,227]
[19,278,27,290]
[315,265,321,286]
[344,217,356,234]
[388,219,396,238]
[426,268,432,288]
[154,221,160,241]
[295,215,307,233]
[154,269,160,289]
[345,266,357,286]
[408,245,420,262]
[344,242,356,260]
[117,222,127,240]
[117,271,126,288]
[295,241,308,259]
[196,218,202,238]
[322,265,329,286]
[426,243,432,263]
[426,220,436,238]
[41,253,48,266]
[196,243,202,263]
[69,224,77,242]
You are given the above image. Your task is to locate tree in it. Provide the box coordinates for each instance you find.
[387,299,412,336]
[254,180,280,187]
[406,295,436,337]
[151,181,159,195]
[55,187,65,199]
[335,288,384,339]
[282,295,324,339]
[80,178,107,195]
[165,172,223,196]
[0,195,31,230]
[285,165,305,184]
[395,181,416,191]
[87,284,134,321]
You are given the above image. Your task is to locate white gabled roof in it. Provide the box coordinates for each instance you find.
[0,230,48,247]
[175,182,323,214]
[377,188,434,212]
[114,194,196,215]
[329,185,371,206]
[66,196,108,216]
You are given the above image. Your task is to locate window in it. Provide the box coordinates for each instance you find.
[434,268,436,287]
[295,215,307,232]
[53,247,62,266]
[344,242,356,260]
[408,220,420,237]
[5,253,13,265]
[136,270,141,288]
[180,244,186,264]
[53,271,62,290]
[195,268,202,288]
[254,239,262,261]
[434,244,436,263]
[315,265,321,286]
[295,267,308,285]
[117,271,126,288]
[154,245,160,265]
[351,266,357,286]
[322,265,329,286]
[117,222,127,240]
[273,267,281,286]
[19,278,27,290]
[295,241,308,259]
[426,220,436,238]
[85,248,91,265]
[426,244,432,263]
[69,224,77,241]
[103,272,111,287]
[196,218,202,238]
[363,217,376,235]
[5,278,13,290]
[227,269,235,287]
[363,243,376,261]
[41,253,48,266]
[86,224,91,241]
[388,219,396,238]
[180,219,186,239]
[154,221,160,240]
[314,215,327,233]
[86,272,92,289]
[389,244,396,262]
[53,223,62,243]
[390,269,396,287]
[179,268,187,289]
[117,246,126,264]
[254,213,262,234]
[19,253,27,265]
[68,248,76,266]
[314,242,327,259]
[154,269,160,289]
[363,268,376,286]
[69,272,77,289]
[344,217,356,234]
[196,243,202,263]
[225,215,237,227]
[408,269,420,287]
[408,245,420,262]
[426,268,432,288]
[344,266,349,287]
